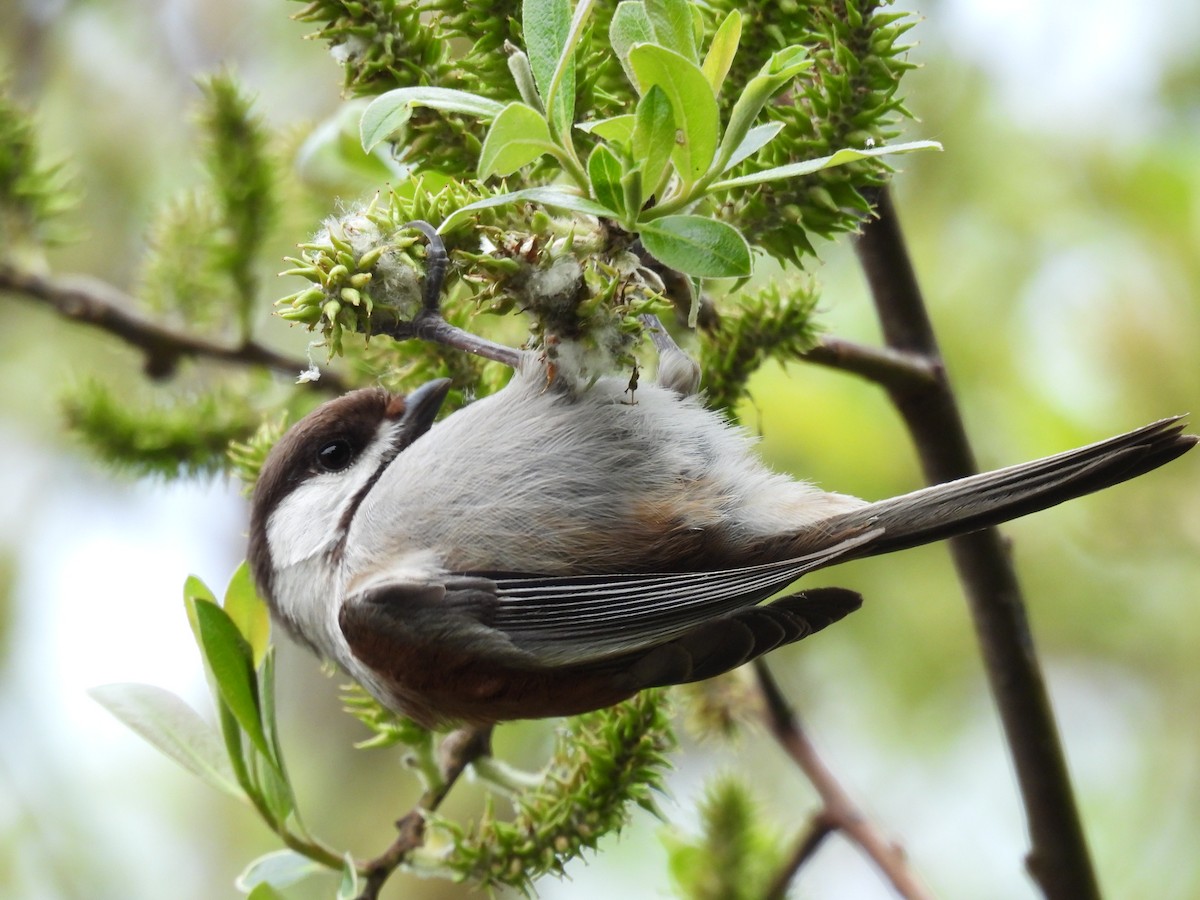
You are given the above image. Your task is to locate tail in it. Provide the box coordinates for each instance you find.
[813,417,1196,559]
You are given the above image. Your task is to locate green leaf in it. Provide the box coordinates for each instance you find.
[542,0,596,136]
[337,854,360,900]
[218,697,255,800]
[439,187,615,233]
[576,114,635,144]
[254,648,295,822]
[588,143,625,215]
[632,84,675,200]
[89,683,242,798]
[639,215,751,278]
[621,168,644,221]
[723,122,785,172]
[609,1,654,88]
[645,0,697,61]
[522,0,573,133]
[710,140,944,191]
[246,884,288,900]
[628,44,718,184]
[223,561,270,668]
[701,10,741,92]
[237,850,324,893]
[193,598,274,763]
[254,750,296,827]
[360,87,505,153]
[478,102,556,179]
[716,46,811,172]
[183,575,217,652]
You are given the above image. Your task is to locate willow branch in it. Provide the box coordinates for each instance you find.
[764,811,835,900]
[356,726,492,900]
[853,186,1100,899]
[755,661,934,900]
[0,262,348,392]
[801,335,941,392]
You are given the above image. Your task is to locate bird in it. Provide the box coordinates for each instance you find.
[246,336,1195,728]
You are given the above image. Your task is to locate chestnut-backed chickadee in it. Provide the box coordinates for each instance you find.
[247,343,1194,727]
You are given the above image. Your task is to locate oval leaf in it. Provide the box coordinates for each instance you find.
[193,598,273,763]
[723,121,785,172]
[223,561,270,668]
[701,10,742,91]
[237,850,325,892]
[610,1,654,88]
[576,114,635,144]
[646,0,697,61]
[588,143,625,215]
[716,45,811,171]
[337,854,360,900]
[523,0,573,131]
[478,102,556,179]
[183,574,217,650]
[439,187,615,233]
[542,0,596,135]
[639,215,751,278]
[628,43,718,183]
[89,683,242,797]
[361,87,505,153]
[710,140,944,191]
[632,84,675,199]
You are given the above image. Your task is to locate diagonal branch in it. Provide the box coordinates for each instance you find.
[0,262,349,392]
[755,661,935,900]
[853,186,1100,899]
[356,725,492,900]
[800,334,941,392]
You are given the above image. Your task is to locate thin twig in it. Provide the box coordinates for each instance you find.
[755,661,935,900]
[357,725,493,900]
[0,262,349,391]
[853,186,1100,899]
[801,335,941,391]
[764,812,836,900]
[379,222,525,369]
[384,313,525,369]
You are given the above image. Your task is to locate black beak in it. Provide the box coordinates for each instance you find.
[401,378,452,440]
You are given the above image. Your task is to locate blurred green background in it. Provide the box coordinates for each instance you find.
[1,1,1197,898]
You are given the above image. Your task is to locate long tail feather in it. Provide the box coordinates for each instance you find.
[813,417,1195,559]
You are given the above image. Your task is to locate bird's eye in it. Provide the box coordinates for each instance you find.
[316,438,355,472]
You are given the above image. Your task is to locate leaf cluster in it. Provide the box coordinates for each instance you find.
[437,690,675,894]
[92,567,349,885]
[61,75,326,484]
[714,0,919,264]
[698,280,822,416]
[663,776,787,900]
[0,83,76,255]
[358,0,936,286]
[63,380,264,479]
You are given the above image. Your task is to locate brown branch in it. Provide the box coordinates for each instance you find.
[0,262,349,392]
[764,811,836,900]
[356,725,492,900]
[801,334,941,392]
[853,186,1100,899]
[755,661,935,900]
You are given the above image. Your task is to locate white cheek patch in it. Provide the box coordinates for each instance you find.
[266,429,394,567]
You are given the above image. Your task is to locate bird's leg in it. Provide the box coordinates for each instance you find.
[640,314,701,397]
[388,221,525,370]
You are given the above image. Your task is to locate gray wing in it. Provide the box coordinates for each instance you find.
[340,528,880,668]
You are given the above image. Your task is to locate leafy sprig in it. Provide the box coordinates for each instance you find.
[359,0,938,285]
[437,690,675,894]
[0,83,77,255]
